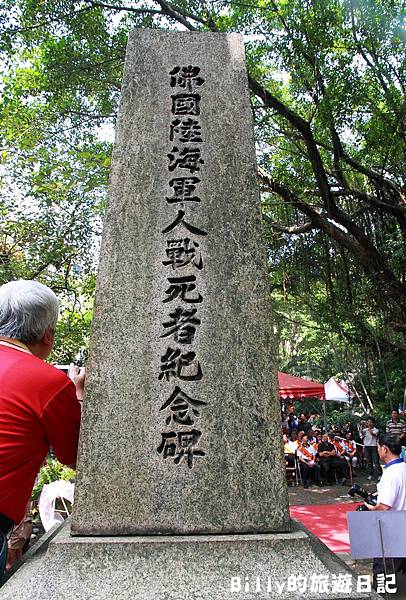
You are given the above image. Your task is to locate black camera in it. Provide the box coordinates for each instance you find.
[348,484,377,511]
[55,364,70,375]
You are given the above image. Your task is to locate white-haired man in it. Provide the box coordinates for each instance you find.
[0,280,84,572]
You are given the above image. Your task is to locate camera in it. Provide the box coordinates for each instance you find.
[348,484,377,511]
[55,365,70,375]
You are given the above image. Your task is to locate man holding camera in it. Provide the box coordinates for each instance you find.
[364,433,406,589]
[0,280,84,574]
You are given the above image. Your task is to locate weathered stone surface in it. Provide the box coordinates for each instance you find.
[1,522,381,600]
[0,522,62,586]
[72,30,289,535]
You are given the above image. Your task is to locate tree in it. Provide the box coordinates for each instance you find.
[0,0,404,402]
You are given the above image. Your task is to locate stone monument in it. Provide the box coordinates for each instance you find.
[71,28,289,537]
[1,30,379,599]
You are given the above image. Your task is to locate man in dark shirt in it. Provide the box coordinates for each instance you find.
[317,433,347,484]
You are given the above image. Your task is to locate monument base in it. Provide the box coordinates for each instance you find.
[1,521,380,599]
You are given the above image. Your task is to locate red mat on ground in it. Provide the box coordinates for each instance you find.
[290,503,360,554]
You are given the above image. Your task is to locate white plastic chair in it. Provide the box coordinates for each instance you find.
[38,480,74,532]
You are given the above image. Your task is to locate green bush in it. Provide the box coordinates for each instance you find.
[31,457,76,502]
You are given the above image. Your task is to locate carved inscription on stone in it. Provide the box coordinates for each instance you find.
[158,66,207,468]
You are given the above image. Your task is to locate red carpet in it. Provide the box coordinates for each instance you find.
[290,502,360,553]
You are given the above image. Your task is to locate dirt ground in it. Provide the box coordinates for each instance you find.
[288,470,376,575]
[288,470,378,506]
[288,471,406,599]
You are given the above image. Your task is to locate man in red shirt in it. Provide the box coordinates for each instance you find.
[0,279,83,571]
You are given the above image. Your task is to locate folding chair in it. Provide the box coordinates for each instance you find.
[295,453,303,485]
[38,480,74,532]
[347,459,353,485]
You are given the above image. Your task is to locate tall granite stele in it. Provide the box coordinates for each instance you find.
[72,29,289,537]
[2,31,378,600]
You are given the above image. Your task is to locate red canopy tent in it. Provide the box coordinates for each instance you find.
[277,371,325,399]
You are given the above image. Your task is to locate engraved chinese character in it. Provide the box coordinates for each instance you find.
[161,307,201,343]
[157,429,205,468]
[168,146,204,174]
[162,210,207,236]
[171,94,201,116]
[169,66,205,91]
[157,431,177,460]
[166,177,201,204]
[163,239,203,271]
[158,347,203,381]
[287,574,307,593]
[163,275,203,304]
[170,118,203,143]
[160,386,207,425]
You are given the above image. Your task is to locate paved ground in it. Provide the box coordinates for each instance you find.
[288,471,378,578]
[288,472,406,600]
[288,471,378,506]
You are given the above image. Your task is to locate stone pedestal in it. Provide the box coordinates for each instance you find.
[1,521,381,599]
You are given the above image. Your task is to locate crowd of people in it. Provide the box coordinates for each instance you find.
[282,409,406,488]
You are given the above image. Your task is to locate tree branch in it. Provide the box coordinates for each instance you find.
[263,214,315,234]
[154,0,197,31]
[62,110,116,120]
[311,137,405,208]
[249,72,403,258]
[82,0,162,15]
[3,7,94,35]
[258,167,406,305]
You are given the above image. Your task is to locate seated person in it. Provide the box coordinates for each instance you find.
[283,433,295,467]
[297,434,322,488]
[340,431,358,474]
[289,430,299,451]
[317,433,347,484]
[330,433,349,466]
[329,431,343,449]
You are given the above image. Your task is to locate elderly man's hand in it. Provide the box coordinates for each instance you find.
[5,547,22,572]
[68,364,86,402]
